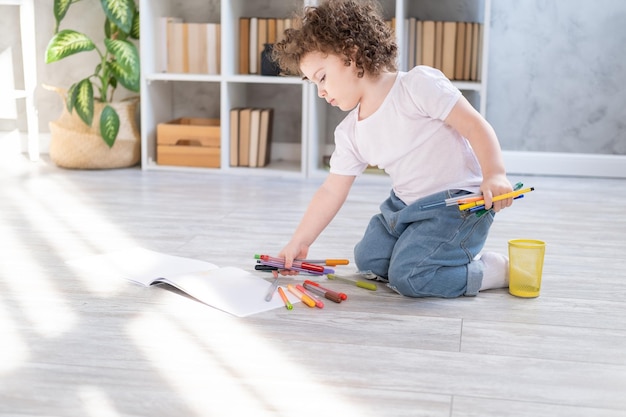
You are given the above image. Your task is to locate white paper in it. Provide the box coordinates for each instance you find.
[67,248,298,317]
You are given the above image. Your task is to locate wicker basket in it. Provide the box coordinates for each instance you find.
[48,87,140,169]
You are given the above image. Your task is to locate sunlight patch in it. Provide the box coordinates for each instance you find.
[0,296,29,374]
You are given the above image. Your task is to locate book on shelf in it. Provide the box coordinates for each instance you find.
[187,23,208,74]
[230,107,274,167]
[159,17,182,72]
[267,17,277,44]
[275,18,285,43]
[229,108,240,167]
[165,21,220,74]
[239,17,250,74]
[167,21,188,73]
[248,109,262,167]
[248,17,258,74]
[434,21,443,71]
[405,19,483,82]
[256,18,268,76]
[415,20,423,67]
[463,22,473,81]
[238,108,252,166]
[471,23,481,81]
[421,20,436,68]
[257,109,274,167]
[441,21,457,79]
[454,22,466,81]
[66,247,298,317]
[205,23,220,75]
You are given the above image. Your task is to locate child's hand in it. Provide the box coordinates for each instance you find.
[275,241,309,276]
[480,175,513,212]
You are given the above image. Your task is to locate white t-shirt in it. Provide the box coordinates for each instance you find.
[329,66,483,205]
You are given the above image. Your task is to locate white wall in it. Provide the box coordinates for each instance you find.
[488,0,626,155]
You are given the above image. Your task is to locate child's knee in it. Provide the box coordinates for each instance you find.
[387,263,466,298]
[354,244,389,279]
[387,271,423,297]
[387,264,445,297]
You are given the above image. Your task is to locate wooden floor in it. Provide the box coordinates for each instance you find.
[1,153,625,417]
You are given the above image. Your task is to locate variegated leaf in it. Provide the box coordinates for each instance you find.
[45,30,95,63]
[66,83,76,113]
[53,0,72,32]
[105,39,140,92]
[100,105,120,148]
[72,79,94,126]
[100,0,135,34]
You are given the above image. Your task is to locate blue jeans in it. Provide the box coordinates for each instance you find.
[354,189,494,298]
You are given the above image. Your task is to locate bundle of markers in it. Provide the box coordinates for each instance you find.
[254,254,378,310]
[419,182,534,216]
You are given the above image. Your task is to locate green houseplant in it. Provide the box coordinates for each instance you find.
[45,0,140,168]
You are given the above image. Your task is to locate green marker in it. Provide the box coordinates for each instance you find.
[327,273,377,291]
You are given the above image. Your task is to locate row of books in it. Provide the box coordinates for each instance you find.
[405,18,483,81]
[161,16,481,81]
[229,108,274,168]
[239,17,295,75]
[162,18,221,74]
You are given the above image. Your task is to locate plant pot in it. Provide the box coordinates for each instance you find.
[48,88,140,169]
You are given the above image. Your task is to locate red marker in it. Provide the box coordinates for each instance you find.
[303,282,343,303]
[304,280,347,301]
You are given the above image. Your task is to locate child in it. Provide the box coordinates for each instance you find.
[271,0,514,298]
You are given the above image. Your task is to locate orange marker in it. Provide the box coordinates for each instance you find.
[287,284,316,308]
[277,287,293,310]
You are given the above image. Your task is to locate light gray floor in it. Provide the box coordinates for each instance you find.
[1,153,625,417]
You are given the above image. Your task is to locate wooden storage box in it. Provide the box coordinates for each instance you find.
[157,118,221,168]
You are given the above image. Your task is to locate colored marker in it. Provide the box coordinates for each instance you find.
[303,280,347,301]
[255,264,278,271]
[264,275,280,301]
[296,284,324,308]
[445,192,483,206]
[296,258,350,266]
[327,273,377,291]
[277,287,293,310]
[287,284,316,308]
[419,192,483,210]
[420,182,525,211]
[258,259,333,275]
[254,254,326,274]
[303,282,343,303]
[257,259,333,274]
[458,187,534,211]
[471,182,525,216]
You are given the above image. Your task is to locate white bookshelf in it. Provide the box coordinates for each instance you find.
[139,0,491,178]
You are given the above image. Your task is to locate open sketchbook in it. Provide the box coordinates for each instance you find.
[67,247,298,317]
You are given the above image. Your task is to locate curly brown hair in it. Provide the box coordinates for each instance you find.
[272,0,397,78]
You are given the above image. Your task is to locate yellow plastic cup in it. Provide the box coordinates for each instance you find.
[508,239,546,298]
